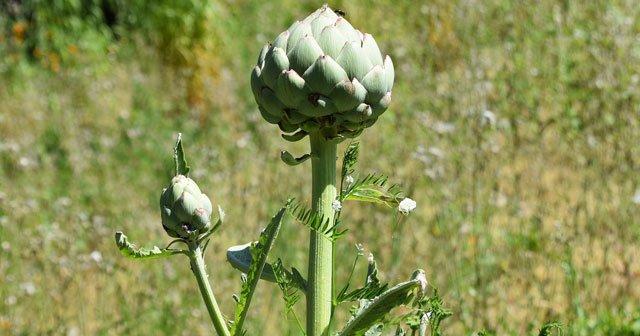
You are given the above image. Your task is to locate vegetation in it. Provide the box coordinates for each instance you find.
[1,1,639,335]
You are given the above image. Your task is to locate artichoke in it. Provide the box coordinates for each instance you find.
[251,5,394,139]
[160,175,213,239]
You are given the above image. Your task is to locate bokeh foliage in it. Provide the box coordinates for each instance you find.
[1,0,639,335]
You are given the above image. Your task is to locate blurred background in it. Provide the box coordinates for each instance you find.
[1,0,639,335]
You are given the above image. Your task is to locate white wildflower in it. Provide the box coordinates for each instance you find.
[428,147,445,158]
[18,156,34,168]
[4,295,16,306]
[332,200,342,211]
[345,175,354,185]
[90,250,103,263]
[432,121,456,134]
[482,110,496,126]
[398,198,417,214]
[355,243,364,255]
[20,282,36,295]
[633,189,640,205]
[367,253,374,263]
[67,326,80,336]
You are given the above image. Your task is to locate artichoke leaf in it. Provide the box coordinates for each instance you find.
[115,231,186,259]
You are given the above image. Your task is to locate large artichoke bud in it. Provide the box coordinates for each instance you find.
[251,5,394,139]
[160,175,213,239]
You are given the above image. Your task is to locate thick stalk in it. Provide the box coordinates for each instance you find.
[189,244,231,336]
[307,132,337,336]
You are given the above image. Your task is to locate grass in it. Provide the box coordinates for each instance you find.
[1,0,639,335]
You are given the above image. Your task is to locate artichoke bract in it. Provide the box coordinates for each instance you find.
[160,175,213,239]
[251,5,394,139]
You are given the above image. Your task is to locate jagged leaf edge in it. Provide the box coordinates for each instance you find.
[230,204,287,335]
[114,231,185,259]
[338,274,424,336]
[289,200,346,240]
[337,254,388,303]
[342,173,404,207]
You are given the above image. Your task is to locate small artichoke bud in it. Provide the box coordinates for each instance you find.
[160,175,213,239]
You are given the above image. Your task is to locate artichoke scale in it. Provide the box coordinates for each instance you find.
[317,26,347,59]
[286,21,313,54]
[362,33,384,66]
[329,78,367,111]
[288,36,324,75]
[361,65,388,104]
[273,30,290,50]
[303,55,349,96]
[336,41,373,82]
[260,87,286,119]
[261,47,290,88]
[259,106,281,124]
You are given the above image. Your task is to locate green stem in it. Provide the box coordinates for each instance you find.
[307,132,338,336]
[189,243,231,336]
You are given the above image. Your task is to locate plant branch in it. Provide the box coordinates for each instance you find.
[188,243,230,336]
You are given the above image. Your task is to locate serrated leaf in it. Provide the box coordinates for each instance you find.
[341,141,360,180]
[338,253,388,303]
[230,204,288,335]
[288,200,339,239]
[290,267,308,292]
[538,321,562,336]
[114,231,186,259]
[174,133,190,176]
[422,291,453,335]
[338,271,426,336]
[272,259,303,313]
[341,173,404,207]
[345,188,393,205]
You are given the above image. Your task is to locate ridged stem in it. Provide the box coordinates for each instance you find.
[307,132,337,336]
[188,243,231,336]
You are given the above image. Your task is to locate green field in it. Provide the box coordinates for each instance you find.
[1,1,639,335]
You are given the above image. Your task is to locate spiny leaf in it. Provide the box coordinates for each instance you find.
[376,289,451,336]
[538,321,562,336]
[272,259,303,313]
[342,173,404,207]
[422,291,453,335]
[288,200,339,239]
[230,204,288,335]
[341,141,360,180]
[290,267,308,292]
[114,231,186,259]
[338,253,388,303]
[338,270,428,336]
[281,150,311,166]
[475,331,495,336]
[174,133,190,176]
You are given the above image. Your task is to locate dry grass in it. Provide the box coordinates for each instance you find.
[0,0,639,335]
